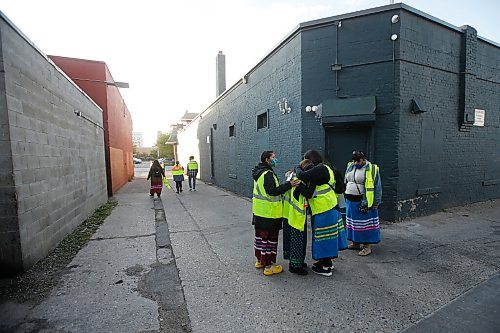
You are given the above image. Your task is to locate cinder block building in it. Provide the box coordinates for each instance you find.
[0,13,108,273]
[178,3,500,221]
[49,56,133,196]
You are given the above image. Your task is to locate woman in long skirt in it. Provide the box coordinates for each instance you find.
[295,150,348,277]
[147,160,165,198]
[344,151,382,256]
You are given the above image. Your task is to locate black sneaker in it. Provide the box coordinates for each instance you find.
[312,265,332,277]
[289,266,308,275]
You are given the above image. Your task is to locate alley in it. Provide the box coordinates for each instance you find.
[1,168,499,332]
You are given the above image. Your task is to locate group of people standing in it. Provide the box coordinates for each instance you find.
[252,149,382,277]
[147,156,199,196]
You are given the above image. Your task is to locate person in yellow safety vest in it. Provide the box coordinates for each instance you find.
[171,161,185,194]
[252,150,300,276]
[344,150,382,256]
[187,156,199,191]
[295,150,348,277]
[282,159,316,275]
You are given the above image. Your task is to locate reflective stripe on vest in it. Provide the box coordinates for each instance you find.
[286,187,307,231]
[365,162,378,208]
[282,191,291,218]
[187,161,198,170]
[252,170,283,218]
[346,161,378,208]
[308,165,338,216]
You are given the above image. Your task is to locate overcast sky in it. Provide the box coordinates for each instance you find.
[2,0,499,146]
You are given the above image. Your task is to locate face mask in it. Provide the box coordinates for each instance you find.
[354,161,365,169]
[270,158,278,167]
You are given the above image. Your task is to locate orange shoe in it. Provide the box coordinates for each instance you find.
[263,264,283,276]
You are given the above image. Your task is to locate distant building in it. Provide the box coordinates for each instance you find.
[132,132,144,147]
[178,3,500,221]
[49,56,134,196]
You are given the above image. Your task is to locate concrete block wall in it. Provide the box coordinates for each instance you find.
[0,27,22,272]
[396,11,500,219]
[0,15,108,272]
[195,34,303,197]
[301,9,402,220]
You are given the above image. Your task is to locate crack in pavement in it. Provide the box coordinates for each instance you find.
[90,233,156,241]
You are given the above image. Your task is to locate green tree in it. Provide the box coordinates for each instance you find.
[155,132,174,159]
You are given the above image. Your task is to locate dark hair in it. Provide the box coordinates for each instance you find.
[303,150,324,166]
[151,160,162,171]
[189,156,194,160]
[352,150,366,162]
[260,151,274,163]
[299,159,314,171]
[175,161,180,164]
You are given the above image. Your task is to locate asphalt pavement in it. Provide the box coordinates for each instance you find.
[1,162,499,332]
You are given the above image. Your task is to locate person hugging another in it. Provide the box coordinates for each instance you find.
[282,159,316,275]
[252,151,299,276]
[295,150,348,277]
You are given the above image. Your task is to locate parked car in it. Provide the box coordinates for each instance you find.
[163,159,175,166]
[133,157,142,164]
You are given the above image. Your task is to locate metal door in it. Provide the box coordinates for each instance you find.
[325,126,372,175]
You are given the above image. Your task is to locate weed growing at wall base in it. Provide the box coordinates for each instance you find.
[0,199,118,304]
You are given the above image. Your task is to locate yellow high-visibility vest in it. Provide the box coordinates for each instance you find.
[285,187,307,231]
[252,170,283,218]
[308,165,338,216]
[171,166,184,176]
[187,161,198,170]
[346,161,379,208]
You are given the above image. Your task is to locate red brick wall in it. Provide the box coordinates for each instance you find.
[49,56,133,195]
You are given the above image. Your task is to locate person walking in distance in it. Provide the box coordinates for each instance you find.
[187,156,199,191]
[252,151,299,276]
[171,161,185,194]
[147,160,165,198]
[344,151,382,256]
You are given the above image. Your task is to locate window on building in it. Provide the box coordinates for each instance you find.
[229,124,235,137]
[257,111,268,130]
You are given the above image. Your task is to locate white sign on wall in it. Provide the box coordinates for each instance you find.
[474,109,485,127]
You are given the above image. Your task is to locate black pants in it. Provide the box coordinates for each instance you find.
[188,175,196,189]
[175,181,183,192]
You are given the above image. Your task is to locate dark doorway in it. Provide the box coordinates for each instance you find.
[325,126,372,175]
[209,128,215,178]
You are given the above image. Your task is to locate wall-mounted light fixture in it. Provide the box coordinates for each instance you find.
[391,15,399,24]
[391,34,398,41]
[71,77,130,88]
[277,98,292,114]
[305,104,322,119]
